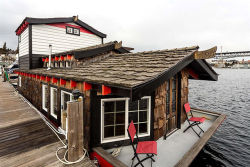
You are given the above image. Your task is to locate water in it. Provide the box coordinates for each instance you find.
[189,69,250,167]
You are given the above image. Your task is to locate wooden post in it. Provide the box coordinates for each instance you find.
[67,100,84,162]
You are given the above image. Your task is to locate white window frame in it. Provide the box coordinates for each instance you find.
[50,87,58,119]
[101,96,151,143]
[19,76,21,87]
[61,90,73,135]
[42,84,48,112]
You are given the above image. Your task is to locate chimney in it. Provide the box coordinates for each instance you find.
[47,45,52,70]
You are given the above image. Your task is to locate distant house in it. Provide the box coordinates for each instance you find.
[16,16,225,167]
[16,16,106,69]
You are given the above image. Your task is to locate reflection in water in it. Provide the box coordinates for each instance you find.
[189,69,250,167]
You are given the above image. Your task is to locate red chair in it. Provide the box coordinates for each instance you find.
[127,121,157,167]
[183,103,205,137]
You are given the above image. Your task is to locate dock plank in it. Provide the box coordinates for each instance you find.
[0,81,96,167]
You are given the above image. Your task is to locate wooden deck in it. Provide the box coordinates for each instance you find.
[0,80,96,167]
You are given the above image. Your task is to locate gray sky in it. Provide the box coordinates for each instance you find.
[1,0,250,53]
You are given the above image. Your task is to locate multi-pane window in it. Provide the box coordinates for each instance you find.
[128,98,149,134]
[50,87,58,119]
[101,97,151,143]
[61,91,73,112]
[66,26,80,36]
[42,84,48,111]
[103,100,126,138]
[166,81,170,115]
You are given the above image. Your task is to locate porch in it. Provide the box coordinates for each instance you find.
[106,108,226,167]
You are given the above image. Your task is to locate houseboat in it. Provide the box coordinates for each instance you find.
[15,16,226,167]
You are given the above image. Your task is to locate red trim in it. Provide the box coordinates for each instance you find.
[46,76,51,82]
[67,54,72,60]
[188,69,199,79]
[41,76,46,81]
[45,57,49,62]
[47,23,94,35]
[60,56,65,61]
[36,75,40,79]
[60,78,66,85]
[83,82,92,91]
[102,85,111,95]
[29,74,32,77]
[52,78,58,83]
[55,56,59,61]
[32,74,36,78]
[90,152,113,167]
[70,80,77,88]
[42,58,46,62]
[51,57,54,61]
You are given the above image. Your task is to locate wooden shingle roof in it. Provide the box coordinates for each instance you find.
[22,46,199,89]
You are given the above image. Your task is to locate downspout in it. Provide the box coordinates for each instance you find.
[47,45,52,70]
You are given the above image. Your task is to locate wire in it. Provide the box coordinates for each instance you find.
[13,88,88,164]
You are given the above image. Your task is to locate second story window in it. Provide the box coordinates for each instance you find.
[66,26,80,36]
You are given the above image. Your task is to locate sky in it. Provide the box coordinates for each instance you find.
[1,0,250,54]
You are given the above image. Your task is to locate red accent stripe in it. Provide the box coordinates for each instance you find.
[47,23,94,35]
[70,80,77,88]
[36,75,40,79]
[60,79,66,85]
[83,82,92,91]
[102,85,111,95]
[188,69,199,79]
[46,76,51,82]
[55,56,59,61]
[52,78,58,83]
[41,76,46,81]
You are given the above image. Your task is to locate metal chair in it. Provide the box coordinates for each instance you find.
[127,121,157,167]
[183,103,205,137]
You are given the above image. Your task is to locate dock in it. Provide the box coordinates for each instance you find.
[0,80,96,167]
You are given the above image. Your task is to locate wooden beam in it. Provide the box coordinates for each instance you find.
[67,101,84,162]
[194,46,217,59]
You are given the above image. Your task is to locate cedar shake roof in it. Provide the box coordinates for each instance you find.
[21,46,201,89]
[51,41,130,58]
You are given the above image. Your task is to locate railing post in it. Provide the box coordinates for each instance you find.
[67,100,84,162]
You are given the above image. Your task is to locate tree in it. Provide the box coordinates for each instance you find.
[3,42,6,51]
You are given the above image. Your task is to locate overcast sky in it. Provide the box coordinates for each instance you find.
[1,0,250,53]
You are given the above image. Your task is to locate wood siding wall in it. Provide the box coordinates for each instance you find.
[32,24,102,55]
[153,69,189,140]
[19,27,29,57]
[19,54,30,70]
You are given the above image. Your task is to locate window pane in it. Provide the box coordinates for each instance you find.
[115,125,125,136]
[116,112,125,124]
[129,100,138,111]
[45,86,49,109]
[139,123,147,134]
[129,112,138,123]
[63,93,70,111]
[172,78,176,90]
[104,126,114,138]
[116,101,125,112]
[139,111,147,122]
[104,101,114,113]
[53,89,58,115]
[172,90,176,112]
[104,113,114,126]
[139,99,148,110]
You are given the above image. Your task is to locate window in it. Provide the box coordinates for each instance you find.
[101,96,151,143]
[66,61,71,68]
[50,87,58,119]
[55,62,58,68]
[60,62,64,68]
[42,84,48,111]
[19,76,21,87]
[61,91,73,112]
[66,26,80,36]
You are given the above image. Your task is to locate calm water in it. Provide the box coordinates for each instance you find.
[189,69,250,167]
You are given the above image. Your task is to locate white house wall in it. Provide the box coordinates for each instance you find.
[19,27,29,57]
[32,23,102,55]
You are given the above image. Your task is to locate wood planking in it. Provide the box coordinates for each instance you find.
[19,27,29,57]
[0,81,96,167]
[67,101,84,162]
[175,112,226,167]
[32,24,102,55]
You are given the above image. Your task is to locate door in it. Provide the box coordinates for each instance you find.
[166,75,178,135]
